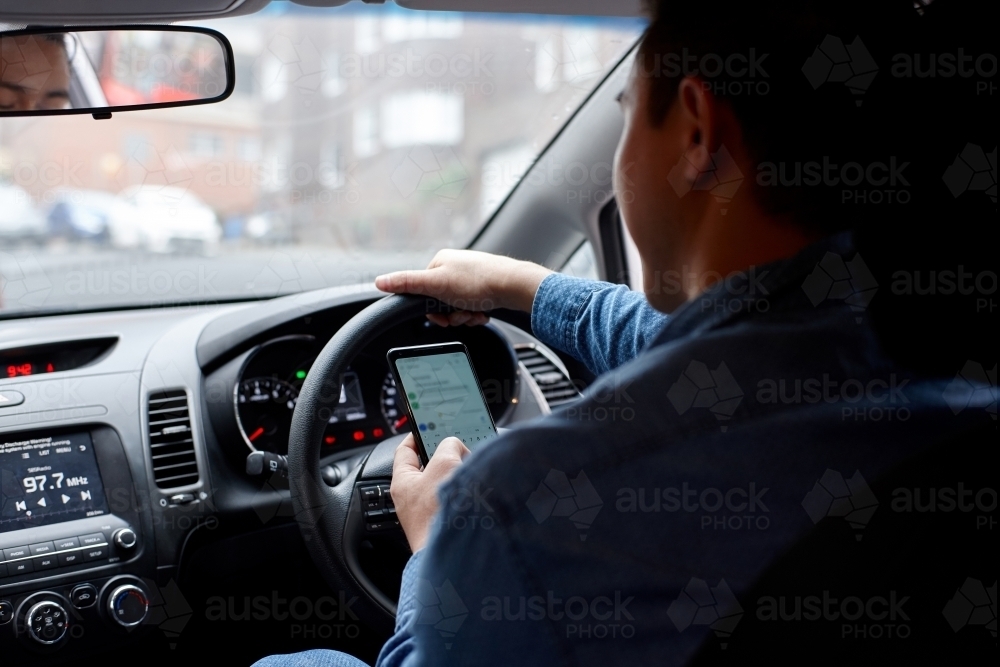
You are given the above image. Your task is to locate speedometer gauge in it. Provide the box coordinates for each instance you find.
[380,372,409,435]
[236,377,299,452]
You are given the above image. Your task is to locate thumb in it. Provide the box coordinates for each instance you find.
[426,437,470,473]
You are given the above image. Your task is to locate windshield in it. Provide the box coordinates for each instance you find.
[0,6,642,316]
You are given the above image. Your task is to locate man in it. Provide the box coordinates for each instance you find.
[0,34,71,111]
[258,1,990,665]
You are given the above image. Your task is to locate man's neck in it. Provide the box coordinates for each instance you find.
[684,207,816,302]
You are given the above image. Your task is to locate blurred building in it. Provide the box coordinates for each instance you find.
[0,8,638,252]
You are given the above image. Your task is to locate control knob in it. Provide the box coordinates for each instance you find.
[26,600,69,645]
[107,584,148,628]
[113,527,138,550]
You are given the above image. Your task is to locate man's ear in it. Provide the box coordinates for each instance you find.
[673,76,717,186]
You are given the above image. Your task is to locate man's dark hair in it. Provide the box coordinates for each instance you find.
[635,0,928,234]
[637,0,995,374]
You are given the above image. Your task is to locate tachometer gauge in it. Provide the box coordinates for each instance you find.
[236,377,299,452]
[380,372,409,435]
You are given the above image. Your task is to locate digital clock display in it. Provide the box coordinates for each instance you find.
[0,431,110,533]
[6,362,56,378]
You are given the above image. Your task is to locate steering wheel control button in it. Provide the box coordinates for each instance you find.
[70,584,98,609]
[27,601,69,645]
[0,600,13,625]
[54,537,80,551]
[0,389,25,408]
[361,485,384,509]
[113,528,138,550]
[359,484,400,532]
[108,584,149,628]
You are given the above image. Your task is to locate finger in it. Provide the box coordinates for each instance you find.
[465,313,490,326]
[426,313,451,327]
[427,437,471,473]
[374,271,411,294]
[448,311,473,326]
[392,433,423,474]
[376,270,439,296]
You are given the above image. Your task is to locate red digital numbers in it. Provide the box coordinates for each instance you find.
[7,363,33,377]
[5,362,56,377]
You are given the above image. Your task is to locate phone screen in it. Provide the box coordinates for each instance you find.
[392,350,498,460]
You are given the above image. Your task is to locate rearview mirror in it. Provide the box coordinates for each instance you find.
[0,26,233,118]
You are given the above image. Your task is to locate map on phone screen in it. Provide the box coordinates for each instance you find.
[395,352,497,458]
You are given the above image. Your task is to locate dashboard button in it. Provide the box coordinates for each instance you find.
[30,541,56,556]
[54,537,80,551]
[70,584,98,609]
[58,551,83,567]
[0,389,25,408]
[0,563,7,578]
[82,546,108,562]
[3,546,30,561]
[0,600,13,625]
[8,559,33,575]
[78,533,107,547]
[33,555,58,570]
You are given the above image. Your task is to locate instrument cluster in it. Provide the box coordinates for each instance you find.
[232,320,518,455]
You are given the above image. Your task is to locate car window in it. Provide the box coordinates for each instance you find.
[0,5,643,316]
[561,240,599,281]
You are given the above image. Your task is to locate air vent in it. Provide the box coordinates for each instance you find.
[147,389,199,489]
[516,346,581,408]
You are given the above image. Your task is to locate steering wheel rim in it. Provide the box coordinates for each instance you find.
[287,294,443,632]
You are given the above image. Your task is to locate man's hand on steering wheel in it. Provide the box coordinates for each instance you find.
[375,249,552,327]
[390,434,470,552]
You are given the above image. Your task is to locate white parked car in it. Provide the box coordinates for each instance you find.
[0,182,47,243]
[118,185,222,254]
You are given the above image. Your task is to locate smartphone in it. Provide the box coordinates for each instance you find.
[386,342,499,464]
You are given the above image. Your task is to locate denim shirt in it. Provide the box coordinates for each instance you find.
[375,233,989,667]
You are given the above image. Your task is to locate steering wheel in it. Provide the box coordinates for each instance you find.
[287,294,441,632]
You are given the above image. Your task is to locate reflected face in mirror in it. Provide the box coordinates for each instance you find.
[0,34,71,111]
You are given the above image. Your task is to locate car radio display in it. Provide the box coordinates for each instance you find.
[0,431,110,533]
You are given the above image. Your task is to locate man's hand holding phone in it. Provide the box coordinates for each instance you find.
[391,433,470,552]
[386,342,498,552]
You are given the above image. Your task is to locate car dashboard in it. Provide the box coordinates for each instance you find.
[0,285,579,664]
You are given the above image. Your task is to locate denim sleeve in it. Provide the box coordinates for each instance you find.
[376,480,563,667]
[530,273,669,376]
[374,551,425,667]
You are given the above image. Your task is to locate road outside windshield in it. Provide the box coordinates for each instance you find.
[0,6,641,316]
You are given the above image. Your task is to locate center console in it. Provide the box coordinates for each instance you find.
[0,426,154,658]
